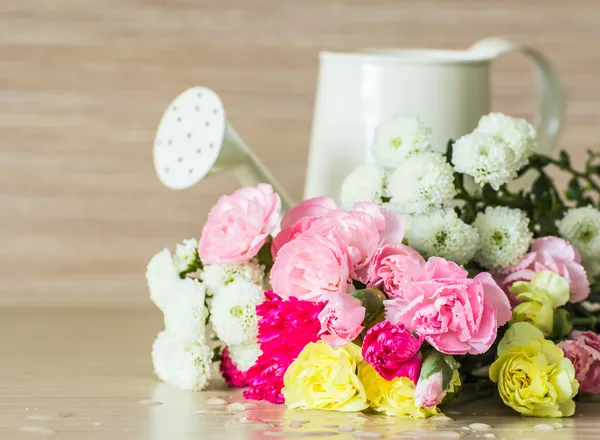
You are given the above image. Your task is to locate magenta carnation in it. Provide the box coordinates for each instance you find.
[362,320,424,382]
[243,291,325,403]
[559,331,600,394]
[219,347,248,387]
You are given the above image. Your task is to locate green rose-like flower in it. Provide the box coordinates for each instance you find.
[509,271,570,336]
[490,322,579,417]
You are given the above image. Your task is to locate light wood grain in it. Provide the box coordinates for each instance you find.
[1,0,600,300]
[1,304,599,439]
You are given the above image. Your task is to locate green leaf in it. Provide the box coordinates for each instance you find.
[351,288,386,326]
[566,177,582,201]
[445,139,454,160]
[256,236,274,272]
[559,150,571,168]
[530,154,552,168]
[482,184,496,203]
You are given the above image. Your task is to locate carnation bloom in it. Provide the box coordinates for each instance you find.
[557,206,600,277]
[362,320,424,382]
[559,331,600,394]
[509,271,570,337]
[474,206,533,270]
[371,115,432,168]
[388,151,456,215]
[280,196,337,229]
[367,243,425,298]
[270,231,350,301]
[271,216,317,258]
[199,183,281,265]
[385,257,512,355]
[244,291,325,404]
[318,292,365,348]
[340,164,387,210]
[358,363,439,418]
[282,341,368,412]
[406,209,479,266]
[501,236,589,303]
[220,347,248,387]
[414,352,461,408]
[490,322,579,417]
[451,132,517,190]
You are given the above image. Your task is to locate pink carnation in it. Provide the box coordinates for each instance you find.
[199,184,281,265]
[362,320,423,382]
[367,243,425,298]
[414,372,445,408]
[271,216,317,258]
[318,292,366,347]
[500,236,590,303]
[280,196,337,229]
[244,291,325,403]
[385,257,512,356]
[310,209,381,283]
[270,231,350,301]
[559,331,600,394]
[352,202,405,245]
[219,347,248,387]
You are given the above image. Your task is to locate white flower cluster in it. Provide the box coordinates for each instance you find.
[202,260,265,296]
[406,209,479,265]
[558,206,600,276]
[473,206,533,269]
[146,246,211,390]
[452,113,537,190]
[172,238,199,273]
[339,112,539,268]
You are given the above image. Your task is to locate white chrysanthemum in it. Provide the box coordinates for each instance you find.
[152,331,212,391]
[387,151,456,214]
[172,238,199,273]
[557,206,600,276]
[146,248,180,312]
[406,209,479,265]
[473,206,533,269]
[339,164,387,210]
[162,278,208,342]
[371,115,432,168]
[229,342,262,372]
[210,279,264,345]
[202,260,265,296]
[452,132,517,190]
[475,112,537,170]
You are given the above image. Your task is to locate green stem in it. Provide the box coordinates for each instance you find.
[544,156,600,193]
[573,316,598,331]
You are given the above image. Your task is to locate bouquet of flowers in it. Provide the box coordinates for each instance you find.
[146,112,600,419]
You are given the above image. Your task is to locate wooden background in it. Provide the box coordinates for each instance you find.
[2,0,599,303]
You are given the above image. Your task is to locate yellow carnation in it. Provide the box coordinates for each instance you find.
[509,271,569,336]
[358,363,440,418]
[490,322,579,417]
[282,341,367,412]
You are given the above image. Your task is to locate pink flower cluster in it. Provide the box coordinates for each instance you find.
[559,331,600,394]
[199,189,514,408]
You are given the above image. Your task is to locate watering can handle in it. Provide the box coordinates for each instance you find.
[469,37,564,154]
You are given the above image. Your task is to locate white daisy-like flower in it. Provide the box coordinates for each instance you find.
[387,151,456,215]
[152,331,212,391]
[473,206,533,269]
[162,278,208,342]
[339,163,387,210]
[406,209,479,265]
[202,260,265,296]
[557,206,600,276]
[172,238,199,273]
[146,248,180,312]
[229,342,262,372]
[371,115,432,168]
[210,279,264,345]
[451,132,517,190]
[475,112,537,170]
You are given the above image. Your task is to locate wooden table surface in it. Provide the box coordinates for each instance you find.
[1,303,600,439]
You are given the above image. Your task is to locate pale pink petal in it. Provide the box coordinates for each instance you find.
[280,196,337,229]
